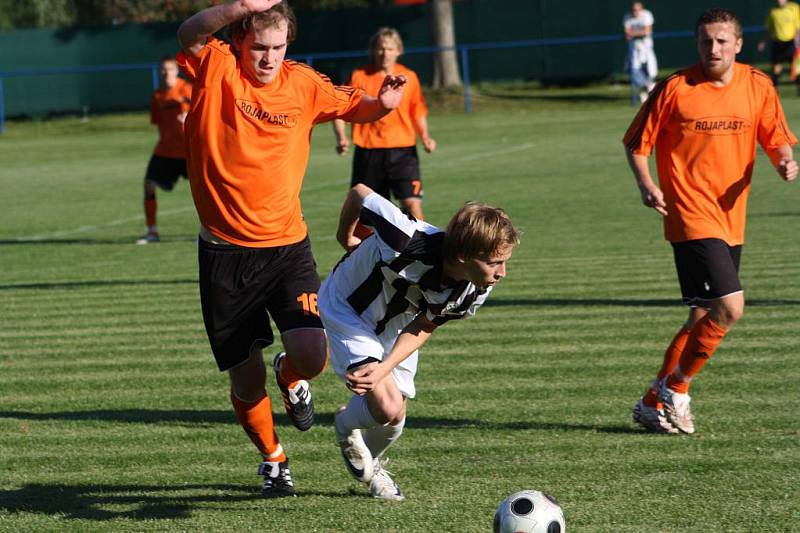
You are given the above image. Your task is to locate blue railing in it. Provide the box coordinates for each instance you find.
[0,25,762,132]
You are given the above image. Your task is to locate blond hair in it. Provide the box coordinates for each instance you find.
[228,1,297,45]
[443,202,520,262]
[368,27,404,65]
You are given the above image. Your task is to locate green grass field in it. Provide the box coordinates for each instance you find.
[1,83,799,532]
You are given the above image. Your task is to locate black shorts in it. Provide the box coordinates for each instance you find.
[672,238,743,308]
[352,146,423,200]
[771,40,795,65]
[198,236,323,371]
[145,155,187,191]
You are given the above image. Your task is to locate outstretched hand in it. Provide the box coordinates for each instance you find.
[378,74,407,110]
[778,158,798,182]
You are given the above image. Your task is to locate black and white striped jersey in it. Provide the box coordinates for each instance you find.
[322,193,491,341]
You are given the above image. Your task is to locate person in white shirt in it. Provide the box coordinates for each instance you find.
[624,2,658,103]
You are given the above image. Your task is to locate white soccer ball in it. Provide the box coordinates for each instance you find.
[493,490,566,533]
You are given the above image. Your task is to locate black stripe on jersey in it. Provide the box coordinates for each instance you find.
[286,59,332,83]
[625,70,681,152]
[347,264,386,315]
[401,231,443,265]
[360,206,414,252]
[375,278,412,335]
[336,86,357,96]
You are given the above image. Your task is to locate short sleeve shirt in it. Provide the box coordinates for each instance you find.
[766,2,800,42]
[623,9,654,47]
[323,193,489,342]
[151,78,192,159]
[623,63,797,245]
[177,38,365,247]
[348,64,428,149]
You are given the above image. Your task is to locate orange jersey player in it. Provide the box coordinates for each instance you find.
[176,0,406,498]
[136,56,192,244]
[623,8,798,435]
[333,27,435,222]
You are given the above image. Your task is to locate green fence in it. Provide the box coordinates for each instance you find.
[0,0,772,118]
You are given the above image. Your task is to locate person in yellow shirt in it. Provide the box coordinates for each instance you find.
[757,0,800,85]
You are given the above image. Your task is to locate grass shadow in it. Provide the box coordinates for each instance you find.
[0,279,197,291]
[0,409,638,434]
[483,297,800,308]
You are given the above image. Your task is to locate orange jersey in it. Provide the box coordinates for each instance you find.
[348,64,427,148]
[177,38,365,247]
[623,63,797,245]
[151,78,192,159]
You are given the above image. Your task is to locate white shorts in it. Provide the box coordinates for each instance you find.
[319,281,418,398]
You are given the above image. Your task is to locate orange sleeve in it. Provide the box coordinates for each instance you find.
[296,66,364,124]
[622,76,676,156]
[757,83,798,151]
[176,39,224,85]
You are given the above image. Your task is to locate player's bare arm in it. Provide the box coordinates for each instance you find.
[625,148,667,216]
[345,75,407,123]
[345,315,437,395]
[414,116,437,153]
[332,119,350,155]
[768,144,799,182]
[177,0,282,56]
[335,184,373,250]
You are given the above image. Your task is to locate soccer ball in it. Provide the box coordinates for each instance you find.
[493,490,566,533]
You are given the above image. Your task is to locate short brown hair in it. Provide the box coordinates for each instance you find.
[695,8,742,39]
[228,1,297,45]
[368,27,404,65]
[442,202,520,262]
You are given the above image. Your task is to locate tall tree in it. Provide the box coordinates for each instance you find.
[430,0,461,88]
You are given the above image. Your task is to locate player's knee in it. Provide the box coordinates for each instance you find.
[714,297,744,327]
[285,344,327,379]
[282,329,328,379]
[368,389,405,424]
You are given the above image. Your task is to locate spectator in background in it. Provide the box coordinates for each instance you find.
[136,56,192,244]
[623,2,658,104]
[757,0,800,87]
[623,9,797,435]
[333,27,435,223]
[176,0,406,497]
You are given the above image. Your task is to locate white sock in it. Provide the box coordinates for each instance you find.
[335,394,379,435]
[363,417,405,459]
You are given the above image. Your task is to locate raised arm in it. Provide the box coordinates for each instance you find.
[625,147,667,215]
[177,0,282,56]
[336,184,373,250]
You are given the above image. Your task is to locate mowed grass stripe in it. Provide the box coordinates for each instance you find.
[1,87,799,532]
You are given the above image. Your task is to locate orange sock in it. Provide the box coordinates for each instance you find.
[230,390,286,462]
[666,315,727,394]
[144,198,157,228]
[643,326,691,407]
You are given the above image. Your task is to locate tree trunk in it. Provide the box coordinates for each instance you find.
[430,0,462,88]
